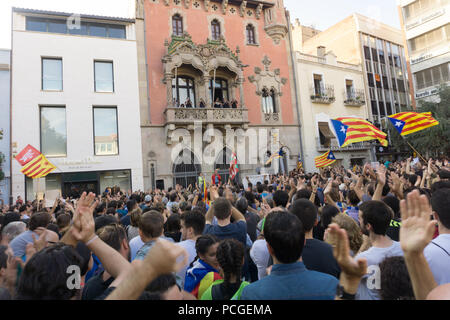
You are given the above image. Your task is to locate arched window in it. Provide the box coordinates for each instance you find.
[262,88,276,113]
[172,14,183,36]
[173,149,201,188]
[172,76,196,107]
[214,148,238,183]
[209,78,229,105]
[211,20,221,40]
[246,24,256,44]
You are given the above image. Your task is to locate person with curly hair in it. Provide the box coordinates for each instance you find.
[325,213,363,256]
[379,256,414,300]
[201,239,249,300]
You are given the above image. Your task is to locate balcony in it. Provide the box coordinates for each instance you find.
[316,138,372,152]
[164,107,249,126]
[310,85,335,104]
[344,89,366,106]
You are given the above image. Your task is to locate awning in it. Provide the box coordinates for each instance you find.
[318,122,335,139]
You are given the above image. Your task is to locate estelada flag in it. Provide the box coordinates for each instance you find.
[331,117,388,148]
[15,144,41,166]
[388,112,439,136]
[229,151,239,180]
[315,150,337,168]
[20,154,56,179]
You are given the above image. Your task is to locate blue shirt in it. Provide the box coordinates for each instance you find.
[240,261,338,300]
[204,221,247,246]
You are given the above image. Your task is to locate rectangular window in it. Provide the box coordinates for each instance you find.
[94,61,114,92]
[346,80,354,99]
[108,25,126,39]
[93,107,118,156]
[40,107,67,157]
[89,23,107,37]
[313,74,323,95]
[26,17,47,32]
[48,19,67,34]
[42,58,63,91]
[68,22,88,35]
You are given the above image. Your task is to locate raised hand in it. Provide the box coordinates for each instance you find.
[327,223,367,282]
[145,239,188,274]
[400,190,437,255]
[377,164,386,186]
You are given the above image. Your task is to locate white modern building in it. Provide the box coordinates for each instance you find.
[398,0,450,104]
[0,49,10,204]
[11,8,144,200]
[293,48,372,171]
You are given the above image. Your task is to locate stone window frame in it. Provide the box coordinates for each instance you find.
[169,8,188,34]
[244,20,259,46]
[207,15,226,41]
[172,13,184,36]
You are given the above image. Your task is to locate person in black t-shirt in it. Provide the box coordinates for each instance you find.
[289,199,340,279]
[82,224,130,300]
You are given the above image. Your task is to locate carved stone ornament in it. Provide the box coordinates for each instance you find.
[254,66,262,74]
[239,0,247,17]
[262,55,271,71]
[136,0,144,19]
[184,0,191,8]
[204,0,210,11]
[264,24,288,45]
[255,3,263,19]
[164,0,170,6]
[175,108,208,120]
[222,0,228,14]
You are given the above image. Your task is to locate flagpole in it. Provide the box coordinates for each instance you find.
[403,138,427,163]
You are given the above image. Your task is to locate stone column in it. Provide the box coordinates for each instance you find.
[203,75,211,107]
[164,73,174,107]
[238,77,245,108]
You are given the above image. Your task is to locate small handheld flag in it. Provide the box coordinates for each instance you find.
[315,150,337,168]
[331,117,388,148]
[388,112,439,136]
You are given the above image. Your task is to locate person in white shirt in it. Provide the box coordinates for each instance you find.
[355,200,404,300]
[176,209,206,287]
[424,188,450,285]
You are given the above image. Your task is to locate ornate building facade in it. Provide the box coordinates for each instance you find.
[136,0,302,189]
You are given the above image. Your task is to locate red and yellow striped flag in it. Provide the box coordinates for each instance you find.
[20,154,56,179]
[388,112,439,136]
[331,117,388,148]
[315,151,337,168]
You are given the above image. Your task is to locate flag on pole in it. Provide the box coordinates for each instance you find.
[388,112,439,136]
[331,117,388,148]
[229,151,239,180]
[203,182,209,206]
[297,155,303,170]
[20,153,56,179]
[15,144,41,166]
[315,150,337,168]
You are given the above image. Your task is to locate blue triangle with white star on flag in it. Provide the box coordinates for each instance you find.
[327,151,336,160]
[388,117,406,134]
[331,119,348,147]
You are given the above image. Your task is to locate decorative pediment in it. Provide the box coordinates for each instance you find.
[248,56,287,98]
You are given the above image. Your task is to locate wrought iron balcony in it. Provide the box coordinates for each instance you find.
[310,85,335,104]
[343,89,366,106]
[164,107,249,126]
[316,137,371,152]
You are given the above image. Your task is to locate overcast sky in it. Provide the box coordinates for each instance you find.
[0,0,401,49]
[284,0,401,31]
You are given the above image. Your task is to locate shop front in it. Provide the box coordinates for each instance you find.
[25,169,132,200]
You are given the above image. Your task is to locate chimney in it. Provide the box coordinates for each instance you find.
[317,46,326,58]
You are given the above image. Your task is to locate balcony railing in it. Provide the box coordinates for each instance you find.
[310,84,335,104]
[316,138,371,152]
[164,107,249,126]
[344,89,366,106]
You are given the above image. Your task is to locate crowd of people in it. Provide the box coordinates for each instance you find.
[0,155,449,300]
[172,97,239,109]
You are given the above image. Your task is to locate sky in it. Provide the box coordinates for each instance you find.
[284,0,401,31]
[0,0,402,49]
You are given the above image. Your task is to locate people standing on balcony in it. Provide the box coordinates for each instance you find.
[172,98,179,108]
[180,103,185,108]
[199,99,206,109]
[223,100,230,109]
[214,98,222,108]
[185,98,193,108]
[211,169,222,186]
[231,99,238,109]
